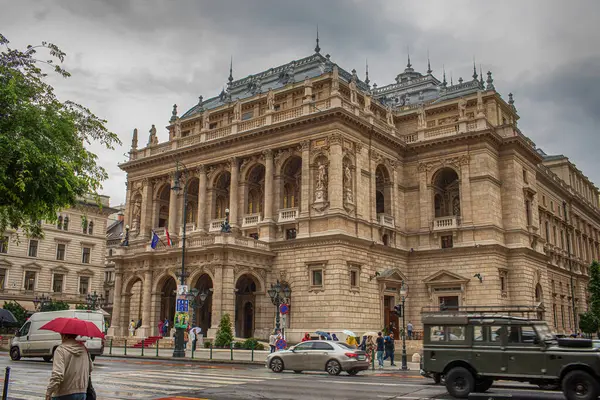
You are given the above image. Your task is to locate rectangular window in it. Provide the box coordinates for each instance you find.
[28,240,38,257]
[56,243,66,261]
[561,305,565,328]
[0,268,6,289]
[209,122,217,129]
[553,304,558,326]
[82,247,91,264]
[447,326,466,341]
[79,276,90,295]
[521,326,537,343]
[441,235,453,249]
[473,326,484,342]
[551,201,554,212]
[522,169,528,183]
[350,270,358,288]
[568,306,572,329]
[525,200,532,226]
[0,236,8,254]
[53,274,64,293]
[286,228,297,240]
[24,271,36,291]
[490,326,503,342]
[430,326,446,342]
[274,104,281,111]
[311,269,323,287]
[241,111,253,121]
[543,195,546,206]
[500,275,506,292]
[553,226,557,245]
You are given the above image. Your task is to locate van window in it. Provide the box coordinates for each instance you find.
[447,326,465,341]
[430,326,446,341]
[490,326,504,342]
[19,321,31,337]
[474,326,484,342]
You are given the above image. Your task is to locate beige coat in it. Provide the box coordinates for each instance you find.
[46,339,92,398]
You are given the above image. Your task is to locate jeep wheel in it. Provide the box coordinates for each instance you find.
[562,370,599,400]
[9,347,21,361]
[474,378,493,393]
[445,367,475,399]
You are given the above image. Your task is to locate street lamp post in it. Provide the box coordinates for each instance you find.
[186,288,209,329]
[399,282,409,371]
[85,291,105,310]
[33,294,52,311]
[221,208,231,233]
[267,280,291,335]
[171,161,189,358]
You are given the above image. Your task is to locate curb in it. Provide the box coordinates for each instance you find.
[98,354,266,366]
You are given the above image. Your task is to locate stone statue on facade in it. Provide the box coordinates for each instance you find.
[148,125,158,146]
[267,89,275,111]
[131,128,138,150]
[417,104,427,129]
[364,94,372,113]
[202,110,210,131]
[174,121,182,138]
[316,162,327,192]
[349,77,358,104]
[313,160,328,210]
[131,201,141,232]
[343,163,353,204]
[233,100,241,121]
[476,90,485,117]
[331,65,340,92]
[386,106,394,126]
[458,98,467,120]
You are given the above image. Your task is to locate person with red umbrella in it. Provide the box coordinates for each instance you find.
[43,317,102,400]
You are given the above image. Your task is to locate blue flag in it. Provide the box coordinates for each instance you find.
[151,231,159,249]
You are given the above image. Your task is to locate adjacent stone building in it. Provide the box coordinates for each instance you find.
[0,195,115,311]
[108,45,600,341]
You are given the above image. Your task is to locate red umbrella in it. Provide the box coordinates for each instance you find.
[40,317,104,338]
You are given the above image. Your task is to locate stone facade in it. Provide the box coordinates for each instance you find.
[108,51,600,341]
[0,195,115,311]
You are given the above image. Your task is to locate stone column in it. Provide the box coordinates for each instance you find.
[300,140,310,216]
[229,158,239,228]
[140,178,153,238]
[263,150,274,222]
[459,158,473,226]
[108,270,123,337]
[328,133,344,211]
[138,268,153,337]
[197,165,207,233]
[208,265,223,337]
[168,175,178,235]
[418,164,430,231]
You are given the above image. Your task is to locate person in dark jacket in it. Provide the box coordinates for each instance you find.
[383,333,396,366]
[376,332,385,369]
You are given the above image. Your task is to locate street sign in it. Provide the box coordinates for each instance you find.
[177,285,188,296]
[276,338,287,350]
[279,303,289,315]
[176,299,189,313]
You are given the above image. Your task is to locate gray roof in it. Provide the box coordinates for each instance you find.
[181,52,490,120]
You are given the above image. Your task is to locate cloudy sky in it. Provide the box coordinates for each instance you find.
[2,0,599,205]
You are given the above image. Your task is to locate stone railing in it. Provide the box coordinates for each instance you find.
[150,142,171,155]
[205,126,232,141]
[432,216,460,231]
[179,223,196,235]
[272,106,304,123]
[153,227,165,236]
[186,236,216,247]
[179,134,202,147]
[209,219,225,232]
[242,214,262,227]
[377,213,395,229]
[278,208,298,223]
[424,124,459,140]
[238,116,266,132]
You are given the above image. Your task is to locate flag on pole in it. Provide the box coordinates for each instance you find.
[165,228,172,247]
[150,231,160,249]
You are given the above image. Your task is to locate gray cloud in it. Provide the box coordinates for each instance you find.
[1,0,599,205]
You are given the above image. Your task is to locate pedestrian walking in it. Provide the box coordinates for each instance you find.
[189,329,196,352]
[376,332,385,369]
[163,318,169,337]
[301,332,311,342]
[383,333,396,366]
[269,330,277,353]
[407,321,413,340]
[128,319,136,337]
[45,334,93,400]
[331,333,339,341]
[346,335,357,348]
[183,330,189,350]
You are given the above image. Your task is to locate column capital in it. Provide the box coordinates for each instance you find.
[262,149,274,159]
[300,140,310,152]
[329,132,343,146]
[197,164,207,174]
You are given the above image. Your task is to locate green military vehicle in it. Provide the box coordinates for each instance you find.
[420,306,600,400]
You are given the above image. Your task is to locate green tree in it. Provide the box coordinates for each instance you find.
[41,300,70,312]
[579,261,600,336]
[0,33,120,238]
[214,313,234,347]
[3,300,27,328]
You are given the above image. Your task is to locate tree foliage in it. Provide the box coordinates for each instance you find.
[0,33,121,237]
[580,261,600,335]
[214,313,234,347]
[3,300,27,328]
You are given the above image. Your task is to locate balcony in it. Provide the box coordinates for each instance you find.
[209,219,225,232]
[179,223,196,235]
[432,216,460,231]
[377,213,395,229]
[153,227,165,236]
[278,208,298,223]
[242,214,262,227]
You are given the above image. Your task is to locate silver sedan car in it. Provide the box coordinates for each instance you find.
[266,340,369,375]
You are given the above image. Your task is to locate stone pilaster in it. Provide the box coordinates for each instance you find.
[229,158,239,228]
[168,175,178,236]
[300,140,310,217]
[328,133,344,211]
[418,165,430,231]
[108,270,123,337]
[263,150,274,222]
[197,165,207,232]
[138,268,153,337]
[140,179,152,238]
[459,158,473,226]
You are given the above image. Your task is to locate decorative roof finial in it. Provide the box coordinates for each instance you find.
[427,50,432,74]
[479,65,484,87]
[365,59,370,86]
[407,46,412,69]
[131,128,138,150]
[508,92,516,111]
[458,77,463,84]
[486,71,495,90]
[442,65,447,87]
[451,72,453,86]
[228,56,234,86]
[315,25,321,53]
[170,104,178,122]
[198,95,203,105]
[472,59,478,80]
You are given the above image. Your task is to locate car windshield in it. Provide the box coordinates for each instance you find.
[534,324,555,341]
[336,342,354,350]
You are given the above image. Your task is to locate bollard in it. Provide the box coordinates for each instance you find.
[210,344,213,360]
[230,342,233,361]
[156,341,159,357]
[251,343,254,362]
[109,339,113,355]
[141,339,144,357]
[371,349,375,371]
[124,340,127,356]
[2,366,10,400]
[191,344,194,359]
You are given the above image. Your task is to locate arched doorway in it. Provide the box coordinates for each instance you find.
[193,274,213,336]
[433,168,460,217]
[123,277,143,331]
[235,274,258,338]
[186,177,199,225]
[160,277,177,326]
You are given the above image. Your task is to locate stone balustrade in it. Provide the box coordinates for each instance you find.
[209,219,225,232]
[432,216,460,231]
[242,213,262,227]
[278,208,298,223]
[377,213,395,229]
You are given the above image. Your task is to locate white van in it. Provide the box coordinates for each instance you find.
[10,310,105,362]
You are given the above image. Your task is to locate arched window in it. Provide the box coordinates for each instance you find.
[281,157,301,209]
[88,221,94,235]
[283,183,296,209]
[376,191,385,214]
[213,172,231,219]
[82,219,88,234]
[375,165,391,215]
[432,168,460,217]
